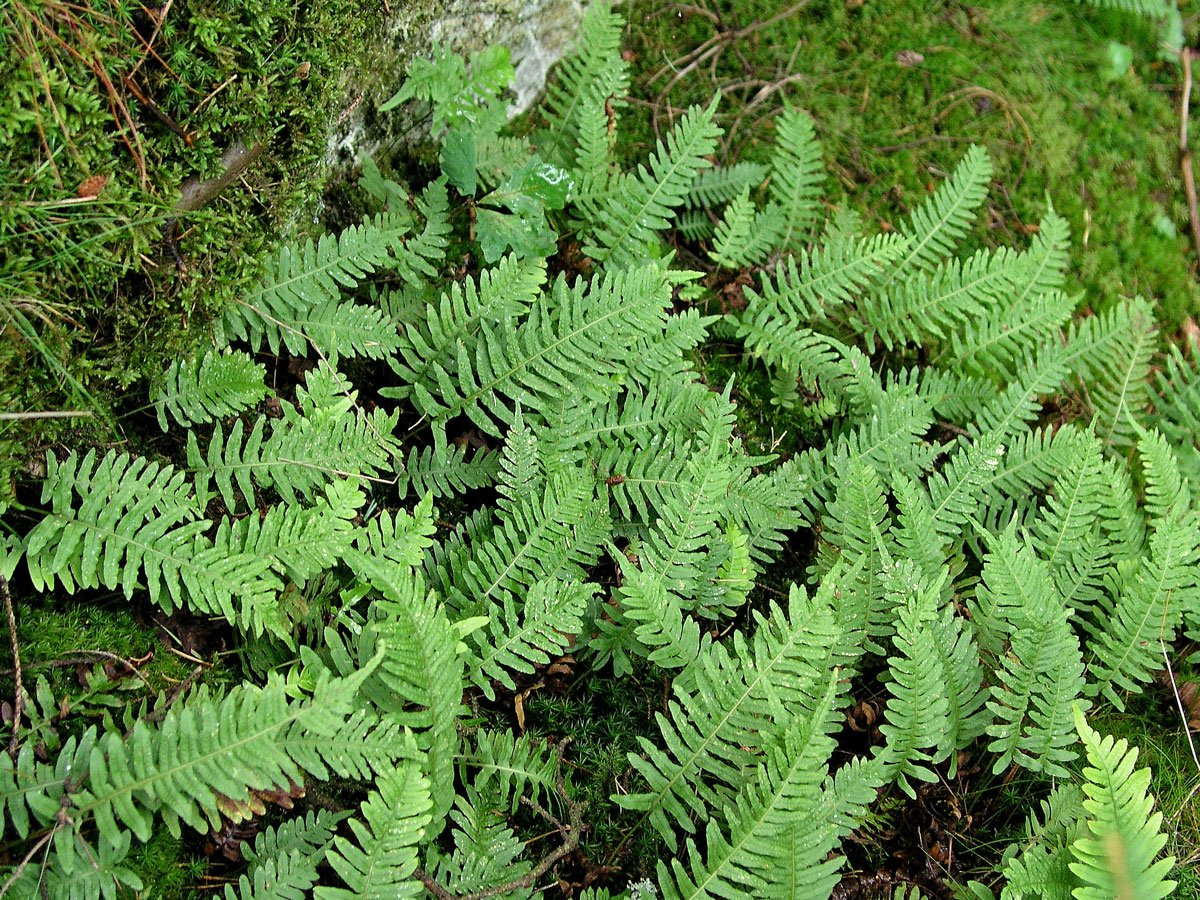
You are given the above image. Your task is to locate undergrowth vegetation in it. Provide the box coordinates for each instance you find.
[2,1,1200,899]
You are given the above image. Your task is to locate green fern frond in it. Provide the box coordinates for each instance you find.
[424,785,533,896]
[470,579,593,699]
[1151,338,1200,503]
[154,349,270,431]
[390,178,452,285]
[743,230,907,325]
[581,97,722,268]
[188,366,400,510]
[23,449,282,635]
[881,144,992,283]
[219,217,405,353]
[1011,205,1072,302]
[226,810,347,900]
[1070,298,1156,450]
[986,611,1086,777]
[456,729,558,813]
[876,561,954,794]
[1068,706,1176,900]
[655,671,848,900]
[939,289,1076,379]
[685,162,769,209]
[857,246,1029,351]
[68,666,389,856]
[344,493,436,578]
[411,263,671,447]
[352,564,465,823]
[709,187,779,268]
[617,584,842,846]
[536,0,628,168]
[970,345,1070,439]
[768,107,824,251]
[793,393,938,522]
[317,761,433,900]
[385,253,546,402]
[397,443,500,500]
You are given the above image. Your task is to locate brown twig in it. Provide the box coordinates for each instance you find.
[1178,48,1200,267]
[3,576,22,759]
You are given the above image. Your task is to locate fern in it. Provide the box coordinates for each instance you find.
[879,143,993,283]
[226,810,347,900]
[617,583,843,846]
[59,664,395,872]
[767,106,825,251]
[317,761,433,900]
[219,218,406,355]
[1068,706,1176,900]
[410,263,672,448]
[655,673,869,900]
[685,162,769,209]
[154,349,270,431]
[470,578,593,699]
[188,364,400,510]
[580,97,722,268]
[23,449,282,635]
[708,187,780,268]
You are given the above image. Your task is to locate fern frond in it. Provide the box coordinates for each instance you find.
[390,178,452,285]
[424,785,532,896]
[435,468,609,624]
[68,667,388,854]
[857,247,1029,351]
[352,566,464,823]
[723,457,810,564]
[1151,338,1200,503]
[154,349,270,431]
[617,584,842,846]
[985,607,1086,778]
[743,230,907,324]
[876,562,954,795]
[969,345,1070,439]
[189,366,399,510]
[23,449,281,635]
[768,107,824,251]
[793,393,938,522]
[470,579,594,699]
[581,97,722,268]
[412,263,671,446]
[1028,434,1110,610]
[219,218,404,353]
[940,289,1076,379]
[317,761,433,900]
[536,0,628,168]
[397,444,499,501]
[1068,706,1176,900]
[708,187,780,268]
[655,671,847,900]
[385,253,546,401]
[685,162,768,209]
[881,144,992,282]
[1085,520,1197,709]
[1071,298,1156,450]
[456,729,558,813]
[226,810,346,900]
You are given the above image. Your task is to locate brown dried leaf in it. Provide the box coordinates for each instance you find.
[76,174,108,199]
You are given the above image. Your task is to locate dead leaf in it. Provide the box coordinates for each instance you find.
[76,174,108,199]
